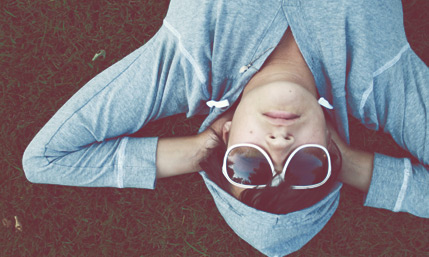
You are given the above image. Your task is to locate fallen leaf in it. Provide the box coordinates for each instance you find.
[14,216,22,232]
[92,50,106,61]
[2,218,12,228]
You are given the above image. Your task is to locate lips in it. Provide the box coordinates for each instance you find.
[263,111,300,126]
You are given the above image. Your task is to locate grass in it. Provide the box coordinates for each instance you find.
[1,0,428,256]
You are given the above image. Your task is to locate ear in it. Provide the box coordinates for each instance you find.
[221,121,232,144]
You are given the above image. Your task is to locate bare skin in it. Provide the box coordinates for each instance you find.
[155,28,375,194]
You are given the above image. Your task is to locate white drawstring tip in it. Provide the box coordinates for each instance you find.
[318,97,334,109]
[239,65,250,74]
[206,99,230,108]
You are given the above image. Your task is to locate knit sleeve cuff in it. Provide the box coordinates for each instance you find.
[117,137,159,189]
[363,153,411,212]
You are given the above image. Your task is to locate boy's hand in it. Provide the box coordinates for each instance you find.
[327,122,374,192]
[156,109,234,179]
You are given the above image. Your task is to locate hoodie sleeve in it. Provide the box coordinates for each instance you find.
[362,48,429,218]
[22,25,202,189]
[364,153,429,218]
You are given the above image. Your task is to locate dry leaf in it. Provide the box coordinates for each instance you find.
[14,216,22,232]
[92,50,106,61]
[2,218,12,228]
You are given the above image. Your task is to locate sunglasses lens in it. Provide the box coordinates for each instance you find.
[286,147,329,186]
[226,147,272,186]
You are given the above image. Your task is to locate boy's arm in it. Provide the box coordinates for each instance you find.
[328,124,374,192]
[156,108,233,178]
[156,129,219,178]
[338,146,374,193]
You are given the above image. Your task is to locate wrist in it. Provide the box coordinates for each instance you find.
[339,147,374,192]
[156,132,219,179]
[326,123,374,192]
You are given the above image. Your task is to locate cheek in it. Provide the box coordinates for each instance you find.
[230,112,265,143]
[310,126,328,145]
[230,125,265,146]
[229,122,255,145]
[298,123,327,145]
[240,129,262,142]
[306,110,328,143]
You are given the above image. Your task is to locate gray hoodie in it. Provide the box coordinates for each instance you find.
[23,0,429,256]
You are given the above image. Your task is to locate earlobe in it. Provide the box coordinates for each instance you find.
[222,121,232,144]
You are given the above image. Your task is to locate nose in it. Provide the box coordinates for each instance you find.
[265,133,294,172]
[266,132,294,149]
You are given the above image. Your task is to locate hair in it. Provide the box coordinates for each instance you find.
[199,127,342,215]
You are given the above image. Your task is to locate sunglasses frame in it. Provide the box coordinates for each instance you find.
[222,143,332,189]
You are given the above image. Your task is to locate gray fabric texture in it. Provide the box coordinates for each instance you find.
[23,0,429,256]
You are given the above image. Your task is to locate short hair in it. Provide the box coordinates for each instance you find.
[199,130,342,215]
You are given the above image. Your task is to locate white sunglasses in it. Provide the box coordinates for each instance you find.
[222,143,331,189]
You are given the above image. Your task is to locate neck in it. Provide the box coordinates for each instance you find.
[243,29,317,98]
